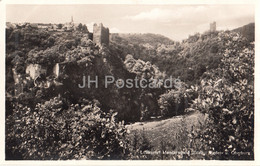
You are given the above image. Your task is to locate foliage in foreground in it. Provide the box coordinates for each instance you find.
[187,32,254,159]
[6,97,130,160]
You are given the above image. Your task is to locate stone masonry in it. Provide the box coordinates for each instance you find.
[93,23,109,46]
[210,22,216,32]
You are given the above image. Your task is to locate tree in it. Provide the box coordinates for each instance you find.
[6,97,130,160]
[82,24,88,33]
[188,32,254,159]
[77,23,83,31]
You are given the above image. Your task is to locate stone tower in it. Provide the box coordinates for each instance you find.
[210,22,216,32]
[93,23,109,46]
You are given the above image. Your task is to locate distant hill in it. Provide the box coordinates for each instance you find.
[111,28,254,85]
[110,33,174,46]
[232,23,255,42]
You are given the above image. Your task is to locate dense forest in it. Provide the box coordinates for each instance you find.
[5,22,254,160]
[110,23,254,85]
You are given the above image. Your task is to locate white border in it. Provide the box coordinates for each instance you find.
[1,0,257,5]
[0,0,259,166]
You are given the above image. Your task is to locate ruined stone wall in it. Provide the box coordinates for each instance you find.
[12,68,24,96]
[53,63,60,78]
[210,22,216,32]
[93,23,109,46]
[25,64,47,80]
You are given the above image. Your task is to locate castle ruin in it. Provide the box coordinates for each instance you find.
[210,21,216,32]
[93,23,109,46]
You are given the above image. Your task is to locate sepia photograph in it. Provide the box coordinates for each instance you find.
[1,0,258,164]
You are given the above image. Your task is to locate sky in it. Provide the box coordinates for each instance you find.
[6,5,255,41]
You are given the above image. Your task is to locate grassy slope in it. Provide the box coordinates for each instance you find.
[126,111,206,152]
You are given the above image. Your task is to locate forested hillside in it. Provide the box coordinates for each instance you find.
[110,33,174,46]
[233,23,254,42]
[5,23,254,160]
[111,23,254,85]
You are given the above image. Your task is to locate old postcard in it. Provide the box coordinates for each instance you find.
[0,0,259,165]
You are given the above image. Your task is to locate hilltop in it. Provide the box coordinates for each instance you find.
[110,33,174,46]
[232,22,255,42]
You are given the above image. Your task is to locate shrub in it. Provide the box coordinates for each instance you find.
[6,97,130,160]
[158,84,194,117]
[128,129,153,160]
[188,32,254,159]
